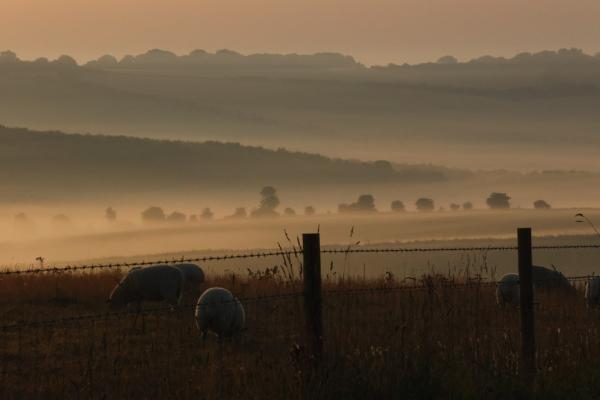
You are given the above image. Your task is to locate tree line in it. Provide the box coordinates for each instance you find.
[10,188,553,226]
[125,189,551,225]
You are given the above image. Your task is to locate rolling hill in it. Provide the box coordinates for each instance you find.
[0,125,445,202]
[1,48,600,170]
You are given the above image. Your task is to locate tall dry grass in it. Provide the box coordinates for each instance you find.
[1,261,600,399]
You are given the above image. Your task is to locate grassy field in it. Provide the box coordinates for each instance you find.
[2,210,600,398]
[2,257,600,399]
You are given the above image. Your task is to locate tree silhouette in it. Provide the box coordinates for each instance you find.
[251,186,280,217]
[437,55,458,64]
[167,211,187,223]
[141,206,166,223]
[391,200,405,212]
[415,198,435,212]
[486,193,511,209]
[534,200,551,209]
[339,194,377,214]
[450,203,460,211]
[463,202,473,210]
[227,207,247,219]
[304,206,316,216]
[284,207,296,216]
[105,206,117,222]
[201,208,214,220]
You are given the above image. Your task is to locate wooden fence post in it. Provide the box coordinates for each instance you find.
[518,227,536,386]
[303,233,323,363]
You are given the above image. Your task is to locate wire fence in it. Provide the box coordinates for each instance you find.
[2,235,600,398]
[2,242,600,276]
[0,273,595,333]
[0,250,299,276]
[0,239,599,341]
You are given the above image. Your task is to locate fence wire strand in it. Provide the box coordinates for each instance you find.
[0,250,300,276]
[2,243,600,276]
[0,272,595,332]
[1,239,599,331]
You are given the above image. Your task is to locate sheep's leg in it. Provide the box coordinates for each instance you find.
[160,280,182,311]
[131,301,142,332]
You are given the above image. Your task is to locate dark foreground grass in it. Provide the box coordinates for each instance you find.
[1,269,600,399]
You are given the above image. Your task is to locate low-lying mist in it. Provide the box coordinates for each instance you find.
[2,208,599,267]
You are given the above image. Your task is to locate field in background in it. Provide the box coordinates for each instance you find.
[2,209,600,266]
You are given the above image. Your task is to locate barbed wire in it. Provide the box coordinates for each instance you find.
[322,243,600,254]
[0,250,300,276]
[2,243,599,277]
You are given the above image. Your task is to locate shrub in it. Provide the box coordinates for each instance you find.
[534,200,551,209]
[227,207,247,219]
[167,211,187,223]
[391,200,405,212]
[141,206,166,223]
[415,198,435,212]
[105,207,117,222]
[339,194,377,214]
[486,193,511,209]
[201,208,214,220]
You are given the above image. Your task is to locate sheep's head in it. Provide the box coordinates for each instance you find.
[107,278,129,310]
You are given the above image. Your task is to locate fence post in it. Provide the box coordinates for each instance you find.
[303,233,323,363]
[518,227,536,387]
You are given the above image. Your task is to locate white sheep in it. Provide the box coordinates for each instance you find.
[195,287,245,338]
[108,265,184,310]
[173,263,205,286]
[496,273,520,307]
[585,277,600,307]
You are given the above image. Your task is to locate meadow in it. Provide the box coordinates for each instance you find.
[2,242,600,399]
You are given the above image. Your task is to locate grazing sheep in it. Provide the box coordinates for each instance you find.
[497,265,575,308]
[108,265,184,310]
[496,273,520,307]
[532,265,574,293]
[195,287,245,338]
[585,277,600,307]
[173,263,205,286]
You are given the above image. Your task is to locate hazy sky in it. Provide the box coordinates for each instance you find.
[2,0,600,65]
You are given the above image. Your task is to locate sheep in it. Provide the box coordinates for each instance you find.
[496,273,520,307]
[108,264,184,310]
[532,265,573,293]
[497,265,575,308]
[195,287,245,339]
[585,277,600,307]
[173,263,205,286]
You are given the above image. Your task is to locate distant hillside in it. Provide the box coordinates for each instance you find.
[2,48,600,170]
[0,126,445,201]
[85,49,362,71]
